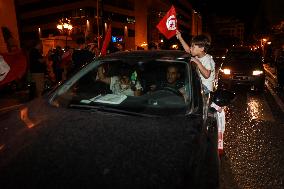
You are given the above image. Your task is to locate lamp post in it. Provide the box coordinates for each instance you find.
[57,18,73,48]
[260,38,267,57]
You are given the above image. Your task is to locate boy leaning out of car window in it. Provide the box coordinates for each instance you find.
[176,31,226,137]
[176,30,222,111]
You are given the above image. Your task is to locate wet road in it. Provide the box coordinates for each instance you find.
[220,83,284,189]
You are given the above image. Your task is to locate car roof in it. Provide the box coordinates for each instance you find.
[98,50,190,64]
[227,46,252,53]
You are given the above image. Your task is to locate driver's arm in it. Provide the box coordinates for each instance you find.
[97,66,111,84]
[179,87,189,102]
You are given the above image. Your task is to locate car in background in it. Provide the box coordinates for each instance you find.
[0,50,235,189]
[218,47,265,91]
[208,47,227,70]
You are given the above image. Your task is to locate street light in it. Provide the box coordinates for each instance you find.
[260,38,268,57]
[57,18,73,48]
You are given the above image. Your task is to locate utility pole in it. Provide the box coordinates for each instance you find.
[97,0,100,49]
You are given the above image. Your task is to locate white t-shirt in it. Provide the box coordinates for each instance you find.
[110,76,142,96]
[197,54,215,92]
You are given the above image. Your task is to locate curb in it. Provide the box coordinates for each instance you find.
[263,65,277,80]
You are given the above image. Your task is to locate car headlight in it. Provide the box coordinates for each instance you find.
[221,68,231,75]
[252,70,263,76]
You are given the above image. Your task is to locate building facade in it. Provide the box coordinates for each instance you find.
[15,0,201,51]
[213,16,244,46]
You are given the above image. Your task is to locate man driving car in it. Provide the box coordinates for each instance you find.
[149,65,187,100]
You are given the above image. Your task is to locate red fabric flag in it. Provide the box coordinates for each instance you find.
[100,25,112,56]
[156,5,177,39]
[0,50,27,89]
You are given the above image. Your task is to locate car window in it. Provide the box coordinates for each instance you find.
[50,59,192,116]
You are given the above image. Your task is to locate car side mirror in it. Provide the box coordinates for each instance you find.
[211,89,236,107]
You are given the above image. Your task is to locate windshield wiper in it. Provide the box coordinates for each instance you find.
[69,104,156,117]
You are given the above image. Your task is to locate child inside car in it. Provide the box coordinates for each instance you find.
[96,63,142,96]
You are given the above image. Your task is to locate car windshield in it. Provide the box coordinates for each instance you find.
[50,59,191,116]
[223,49,263,68]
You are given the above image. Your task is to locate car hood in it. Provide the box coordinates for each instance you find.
[0,98,203,188]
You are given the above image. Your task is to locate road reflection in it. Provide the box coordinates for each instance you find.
[220,89,283,189]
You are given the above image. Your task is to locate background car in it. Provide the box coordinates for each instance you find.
[218,47,265,91]
[0,50,234,189]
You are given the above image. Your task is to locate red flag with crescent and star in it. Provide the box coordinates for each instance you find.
[156,5,177,39]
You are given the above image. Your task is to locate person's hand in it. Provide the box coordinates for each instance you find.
[176,30,181,40]
[190,56,200,65]
[149,84,157,91]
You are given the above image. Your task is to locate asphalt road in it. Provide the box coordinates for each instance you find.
[219,83,284,189]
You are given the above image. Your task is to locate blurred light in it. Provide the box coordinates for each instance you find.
[57,18,72,33]
[160,39,164,43]
[252,70,263,75]
[171,44,178,49]
[20,107,35,128]
[86,20,90,27]
[222,68,231,75]
[38,27,41,37]
[63,23,68,29]
[267,41,271,45]
[141,42,147,47]
[0,144,5,151]
[222,56,225,59]
[248,98,261,120]
[104,22,107,32]
[57,25,63,30]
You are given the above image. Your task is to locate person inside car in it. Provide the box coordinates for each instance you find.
[97,64,142,96]
[149,64,188,100]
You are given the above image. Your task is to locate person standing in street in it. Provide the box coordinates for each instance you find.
[29,41,46,97]
[71,37,94,75]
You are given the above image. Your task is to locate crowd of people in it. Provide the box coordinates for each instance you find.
[28,37,98,97]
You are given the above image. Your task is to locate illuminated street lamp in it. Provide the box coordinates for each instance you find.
[57,18,73,47]
[259,37,268,57]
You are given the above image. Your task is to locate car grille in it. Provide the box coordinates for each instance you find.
[232,72,250,80]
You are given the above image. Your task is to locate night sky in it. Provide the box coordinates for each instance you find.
[194,0,284,36]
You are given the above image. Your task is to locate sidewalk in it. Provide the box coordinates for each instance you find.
[263,64,277,80]
[263,63,278,88]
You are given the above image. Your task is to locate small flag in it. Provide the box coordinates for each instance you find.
[100,25,112,56]
[156,5,177,39]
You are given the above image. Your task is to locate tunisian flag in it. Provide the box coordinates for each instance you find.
[156,5,177,39]
[100,25,112,56]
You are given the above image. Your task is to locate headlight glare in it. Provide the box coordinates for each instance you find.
[222,68,231,75]
[252,70,263,75]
